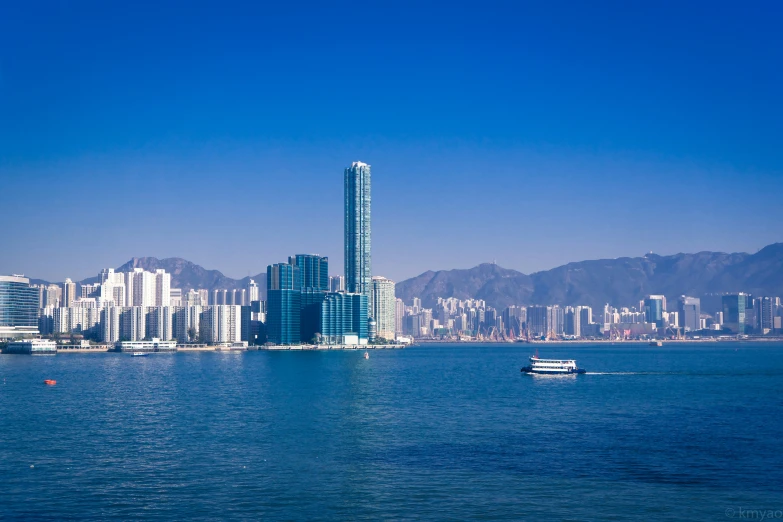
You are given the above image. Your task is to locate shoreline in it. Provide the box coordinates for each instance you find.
[415,338,783,345]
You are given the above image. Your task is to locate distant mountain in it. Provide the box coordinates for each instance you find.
[113,257,266,295]
[396,264,534,310]
[395,243,783,310]
[33,257,266,298]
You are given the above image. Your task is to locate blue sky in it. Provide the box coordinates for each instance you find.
[1,1,781,283]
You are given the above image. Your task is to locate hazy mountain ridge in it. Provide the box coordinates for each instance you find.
[26,243,783,309]
[33,257,267,298]
[395,243,783,310]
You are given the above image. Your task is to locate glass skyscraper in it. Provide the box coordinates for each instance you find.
[319,292,368,345]
[344,162,371,304]
[722,293,749,334]
[266,263,301,345]
[644,295,665,327]
[0,275,39,339]
[289,254,329,292]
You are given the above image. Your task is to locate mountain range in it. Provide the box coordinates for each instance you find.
[29,243,783,311]
[33,257,267,299]
[394,243,783,311]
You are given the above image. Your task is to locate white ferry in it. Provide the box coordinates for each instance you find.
[521,355,586,375]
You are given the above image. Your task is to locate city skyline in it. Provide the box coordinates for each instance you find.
[1,3,781,283]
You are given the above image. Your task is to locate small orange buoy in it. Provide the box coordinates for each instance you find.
[44,379,56,386]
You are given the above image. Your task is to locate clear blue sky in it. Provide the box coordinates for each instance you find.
[1,1,781,283]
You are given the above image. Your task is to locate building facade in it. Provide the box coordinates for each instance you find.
[371,276,396,340]
[344,161,372,305]
[722,293,749,334]
[0,275,39,338]
[319,292,368,345]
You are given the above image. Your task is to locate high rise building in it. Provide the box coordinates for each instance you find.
[677,296,701,332]
[319,292,368,345]
[62,278,76,308]
[758,297,774,334]
[527,306,549,338]
[146,306,173,340]
[329,275,345,293]
[290,254,329,292]
[200,305,241,344]
[371,276,396,341]
[0,275,39,338]
[565,307,581,337]
[395,298,405,335]
[547,306,564,336]
[266,263,301,345]
[644,295,666,327]
[174,305,202,342]
[130,268,156,307]
[169,288,183,307]
[300,288,327,343]
[44,284,62,308]
[579,306,593,331]
[81,283,100,299]
[99,269,127,306]
[502,306,526,337]
[155,269,171,307]
[247,279,259,303]
[101,306,120,343]
[120,306,147,341]
[722,293,749,334]
[344,161,372,305]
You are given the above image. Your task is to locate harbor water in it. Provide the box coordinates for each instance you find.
[1,343,781,520]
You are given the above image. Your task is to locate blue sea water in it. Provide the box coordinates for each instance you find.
[1,343,782,521]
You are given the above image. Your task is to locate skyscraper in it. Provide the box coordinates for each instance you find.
[371,276,396,341]
[62,278,76,308]
[722,293,749,334]
[329,275,345,293]
[677,296,701,333]
[290,254,329,292]
[344,161,371,303]
[266,262,301,344]
[0,275,39,338]
[319,292,368,345]
[644,295,666,327]
[247,279,259,302]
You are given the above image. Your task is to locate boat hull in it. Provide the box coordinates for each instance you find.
[521,367,586,375]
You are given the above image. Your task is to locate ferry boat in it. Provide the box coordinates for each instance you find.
[520,355,586,375]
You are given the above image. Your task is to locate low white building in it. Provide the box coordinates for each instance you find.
[118,338,176,353]
[4,339,57,355]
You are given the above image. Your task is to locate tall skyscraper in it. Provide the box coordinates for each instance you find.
[344,161,372,303]
[290,254,329,292]
[722,293,749,334]
[644,295,666,327]
[130,268,156,307]
[371,276,396,341]
[677,296,701,332]
[62,278,76,308]
[154,269,171,307]
[266,262,301,344]
[526,306,549,338]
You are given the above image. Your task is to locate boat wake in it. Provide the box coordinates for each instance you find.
[585,372,644,375]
